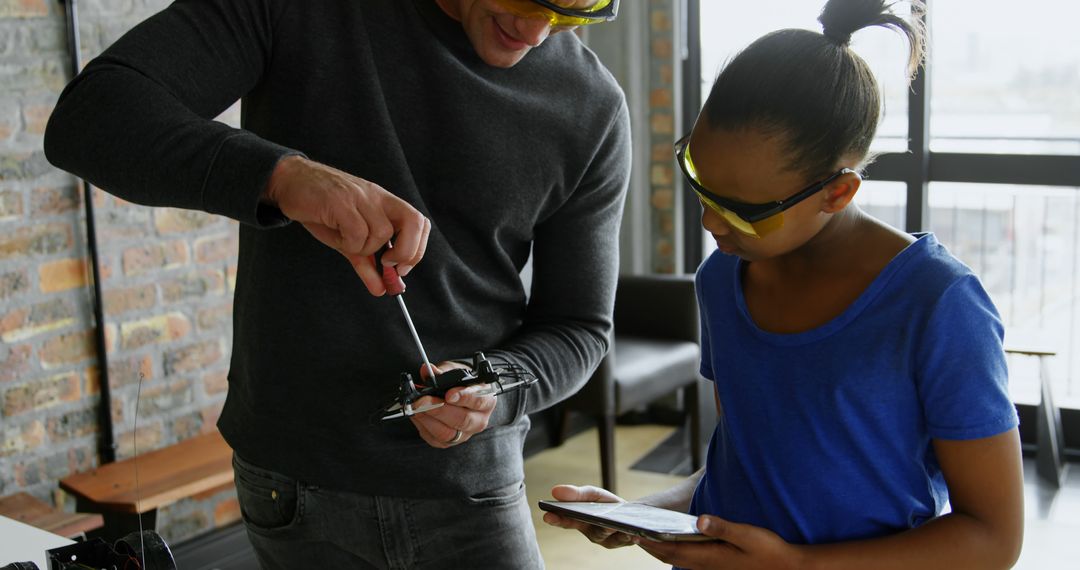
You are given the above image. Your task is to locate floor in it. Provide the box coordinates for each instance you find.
[526,425,1080,570]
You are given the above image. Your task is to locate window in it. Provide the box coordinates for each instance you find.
[930,0,1080,155]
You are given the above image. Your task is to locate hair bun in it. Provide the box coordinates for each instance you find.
[823,28,853,46]
[818,0,893,46]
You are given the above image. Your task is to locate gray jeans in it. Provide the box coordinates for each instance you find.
[232,453,544,569]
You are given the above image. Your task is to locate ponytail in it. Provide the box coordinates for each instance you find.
[818,0,926,79]
[700,0,927,177]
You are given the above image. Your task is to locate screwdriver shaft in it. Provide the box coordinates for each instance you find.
[396,295,438,381]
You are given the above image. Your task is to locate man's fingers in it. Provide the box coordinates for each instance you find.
[398,217,431,277]
[349,253,386,296]
[444,385,497,411]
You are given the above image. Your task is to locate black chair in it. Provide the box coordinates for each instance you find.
[553,274,705,493]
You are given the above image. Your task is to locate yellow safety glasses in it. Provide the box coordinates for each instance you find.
[674,134,855,238]
[492,0,619,27]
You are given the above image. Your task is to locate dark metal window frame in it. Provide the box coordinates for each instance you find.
[681,0,1080,454]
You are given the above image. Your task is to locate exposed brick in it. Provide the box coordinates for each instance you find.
[98,204,152,241]
[651,163,674,186]
[0,0,49,18]
[649,87,672,109]
[0,223,72,261]
[650,112,674,136]
[46,408,98,443]
[2,371,80,416]
[204,369,228,396]
[650,10,671,32]
[196,301,232,332]
[201,402,223,431]
[164,340,222,376]
[40,329,94,368]
[226,264,237,292]
[194,232,238,264]
[651,38,672,59]
[22,101,52,135]
[0,269,29,299]
[0,189,23,220]
[119,312,190,350]
[650,188,674,210]
[122,240,189,277]
[0,59,66,93]
[85,364,99,396]
[103,282,157,315]
[0,344,32,382]
[68,447,94,474]
[31,186,80,217]
[0,119,12,140]
[39,257,87,292]
[138,378,193,417]
[116,422,163,460]
[659,63,673,85]
[0,419,45,458]
[159,509,209,545]
[0,150,55,178]
[107,354,154,389]
[161,270,225,304]
[154,208,219,234]
[651,142,670,162]
[0,298,76,342]
[171,411,203,440]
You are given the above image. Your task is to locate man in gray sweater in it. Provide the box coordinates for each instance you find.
[45,0,629,567]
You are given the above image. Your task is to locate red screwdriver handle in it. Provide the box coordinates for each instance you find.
[374,244,406,296]
[382,264,406,296]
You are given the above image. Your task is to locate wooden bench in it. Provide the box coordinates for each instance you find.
[0,492,103,539]
[59,430,234,538]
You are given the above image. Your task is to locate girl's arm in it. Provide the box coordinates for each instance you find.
[637,429,1025,570]
[801,428,1025,569]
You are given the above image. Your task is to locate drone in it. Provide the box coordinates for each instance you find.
[379,351,538,421]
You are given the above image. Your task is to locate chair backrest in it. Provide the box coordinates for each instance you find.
[614,274,698,342]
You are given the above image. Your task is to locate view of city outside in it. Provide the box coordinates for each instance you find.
[697,1,1080,406]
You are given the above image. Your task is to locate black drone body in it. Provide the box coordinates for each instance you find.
[380,352,537,421]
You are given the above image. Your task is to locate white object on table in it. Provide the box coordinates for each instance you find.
[0,514,74,570]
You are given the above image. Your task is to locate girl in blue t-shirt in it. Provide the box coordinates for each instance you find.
[544,0,1024,568]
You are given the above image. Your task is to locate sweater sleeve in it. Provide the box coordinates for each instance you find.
[43,0,297,227]
[486,97,631,425]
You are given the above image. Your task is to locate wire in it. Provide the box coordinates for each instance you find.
[133,373,146,569]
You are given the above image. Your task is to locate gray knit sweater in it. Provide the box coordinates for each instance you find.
[44,0,630,497]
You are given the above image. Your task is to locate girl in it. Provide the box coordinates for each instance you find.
[544,0,1025,568]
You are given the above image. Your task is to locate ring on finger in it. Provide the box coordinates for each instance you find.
[446,429,464,445]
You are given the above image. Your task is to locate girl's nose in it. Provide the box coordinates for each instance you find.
[702,208,731,236]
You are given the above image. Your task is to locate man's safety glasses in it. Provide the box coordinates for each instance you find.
[493,0,619,27]
[674,134,856,238]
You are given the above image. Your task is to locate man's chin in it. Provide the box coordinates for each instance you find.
[477,47,529,68]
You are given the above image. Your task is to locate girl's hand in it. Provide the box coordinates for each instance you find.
[542,485,635,549]
[634,515,805,570]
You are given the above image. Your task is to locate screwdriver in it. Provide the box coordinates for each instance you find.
[378,254,439,384]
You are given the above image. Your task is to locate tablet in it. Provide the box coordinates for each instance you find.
[538,500,718,542]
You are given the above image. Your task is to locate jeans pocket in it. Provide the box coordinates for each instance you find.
[233,453,300,531]
[463,481,526,508]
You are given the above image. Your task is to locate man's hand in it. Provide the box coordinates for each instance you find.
[542,484,635,549]
[633,515,803,570]
[409,361,497,449]
[265,155,431,295]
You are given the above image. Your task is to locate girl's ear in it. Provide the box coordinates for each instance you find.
[821,172,861,214]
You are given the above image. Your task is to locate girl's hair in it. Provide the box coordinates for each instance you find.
[700,0,926,178]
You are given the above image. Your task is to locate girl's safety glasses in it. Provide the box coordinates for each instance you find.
[674,134,856,238]
[492,0,619,27]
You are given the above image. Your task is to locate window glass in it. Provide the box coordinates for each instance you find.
[698,1,913,152]
[930,1,1080,154]
[856,180,907,231]
[928,183,1080,406]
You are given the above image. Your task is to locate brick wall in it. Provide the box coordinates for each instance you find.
[648,1,678,274]
[1,0,241,543]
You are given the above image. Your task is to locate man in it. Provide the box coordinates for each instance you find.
[45,0,629,567]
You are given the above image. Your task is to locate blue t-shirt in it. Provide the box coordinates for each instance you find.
[689,233,1018,544]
